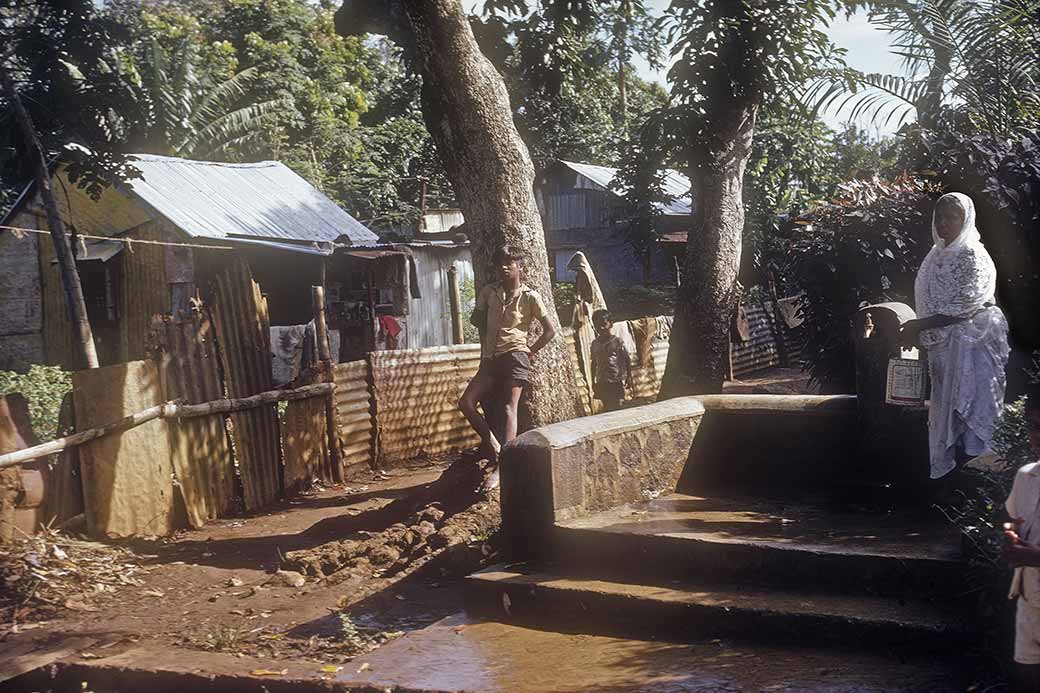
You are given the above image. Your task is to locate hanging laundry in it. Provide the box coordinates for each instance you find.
[378,315,403,350]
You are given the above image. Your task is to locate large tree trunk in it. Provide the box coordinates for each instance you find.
[659,104,757,397]
[336,0,580,428]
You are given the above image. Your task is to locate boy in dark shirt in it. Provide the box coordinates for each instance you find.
[590,309,631,412]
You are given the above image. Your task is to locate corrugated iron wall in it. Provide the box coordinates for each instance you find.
[731,303,803,378]
[333,360,374,474]
[326,305,799,469]
[368,344,481,465]
[211,260,283,511]
[119,221,168,363]
[406,246,475,349]
[153,314,234,527]
[630,338,670,400]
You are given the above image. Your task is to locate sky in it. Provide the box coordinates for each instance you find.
[463,2,906,137]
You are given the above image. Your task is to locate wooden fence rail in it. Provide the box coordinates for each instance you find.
[0,383,335,470]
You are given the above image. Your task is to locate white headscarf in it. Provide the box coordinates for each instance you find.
[913,192,996,330]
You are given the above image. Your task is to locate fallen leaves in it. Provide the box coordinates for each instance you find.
[1,527,149,629]
[250,668,288,677]
[63,598,99,612]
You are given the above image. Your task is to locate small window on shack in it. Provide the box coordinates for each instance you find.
[78,260,119,326]
[57,238,122,326]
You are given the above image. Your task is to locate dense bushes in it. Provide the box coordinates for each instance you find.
[780,177,936,392]
[0,366,72,442]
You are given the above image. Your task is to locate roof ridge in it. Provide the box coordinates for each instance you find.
[127,153,281,168]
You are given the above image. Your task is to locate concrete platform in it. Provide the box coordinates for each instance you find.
[465,567,970,651]
[550,493,967,598]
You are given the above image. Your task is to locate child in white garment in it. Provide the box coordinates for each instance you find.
[1004,386,1040,692]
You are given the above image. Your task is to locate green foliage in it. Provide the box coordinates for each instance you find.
[123,33,288,157]
[0,366,72,443]
[664,0,837,163]
[810,1,1040,140]
[552,282,576,325]
[612,1,842,276]
[745,117,902,287]
[780,177,936,392]
[474,1,668,173]
[1,0,144,204]
[611,119,676,268]
[994,397,1036,471]
[457,276,480,345]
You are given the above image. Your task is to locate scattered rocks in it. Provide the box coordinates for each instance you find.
[281,459,500,590]
[267,570,306,588]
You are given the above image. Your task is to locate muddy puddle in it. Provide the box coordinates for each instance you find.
[343,613,973,693]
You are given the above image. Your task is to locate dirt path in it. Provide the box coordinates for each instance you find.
[1,456,501,682]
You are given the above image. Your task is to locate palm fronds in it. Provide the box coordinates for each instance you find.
[806,0,1040,138]
[131,36,283,158]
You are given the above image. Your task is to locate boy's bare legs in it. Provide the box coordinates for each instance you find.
[503,383,523,444]
[483,383,523,492]
[458,372,501,460]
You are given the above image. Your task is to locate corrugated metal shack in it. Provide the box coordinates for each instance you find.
[0,153,473,372]
[535,160,692,290]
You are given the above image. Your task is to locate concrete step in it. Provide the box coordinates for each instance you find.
[465,566,973,653]
[551,493,968,599]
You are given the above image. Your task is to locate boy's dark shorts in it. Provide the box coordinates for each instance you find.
[477,351,531,384]
[594,381,625,403]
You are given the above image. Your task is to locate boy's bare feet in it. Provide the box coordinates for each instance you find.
[481,465,500,493]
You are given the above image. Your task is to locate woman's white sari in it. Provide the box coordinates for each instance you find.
[914,192,1010,479]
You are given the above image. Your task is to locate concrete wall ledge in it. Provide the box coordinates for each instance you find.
[694,394,857,414]
[517,396,706,451]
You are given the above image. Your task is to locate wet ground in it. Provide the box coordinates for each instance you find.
[343,613,970,692]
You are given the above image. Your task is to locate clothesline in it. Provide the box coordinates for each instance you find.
[0,223,402,255]
[0,223,237,252]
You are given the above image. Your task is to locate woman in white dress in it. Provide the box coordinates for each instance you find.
[900,192,1010,480]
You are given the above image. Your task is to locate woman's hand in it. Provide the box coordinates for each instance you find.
[898,319,922,348]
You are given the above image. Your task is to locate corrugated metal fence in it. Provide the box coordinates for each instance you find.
[369,345,481,464]
[333,360,374,474]
[335,303,800,466]
[731,302,804,378]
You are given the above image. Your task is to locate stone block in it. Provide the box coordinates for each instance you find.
[500,397,704,559]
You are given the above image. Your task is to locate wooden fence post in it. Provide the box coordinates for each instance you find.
[447,266,464,345]
[312,286,346,482]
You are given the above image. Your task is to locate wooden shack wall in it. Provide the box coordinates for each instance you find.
[1,210,46,371]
